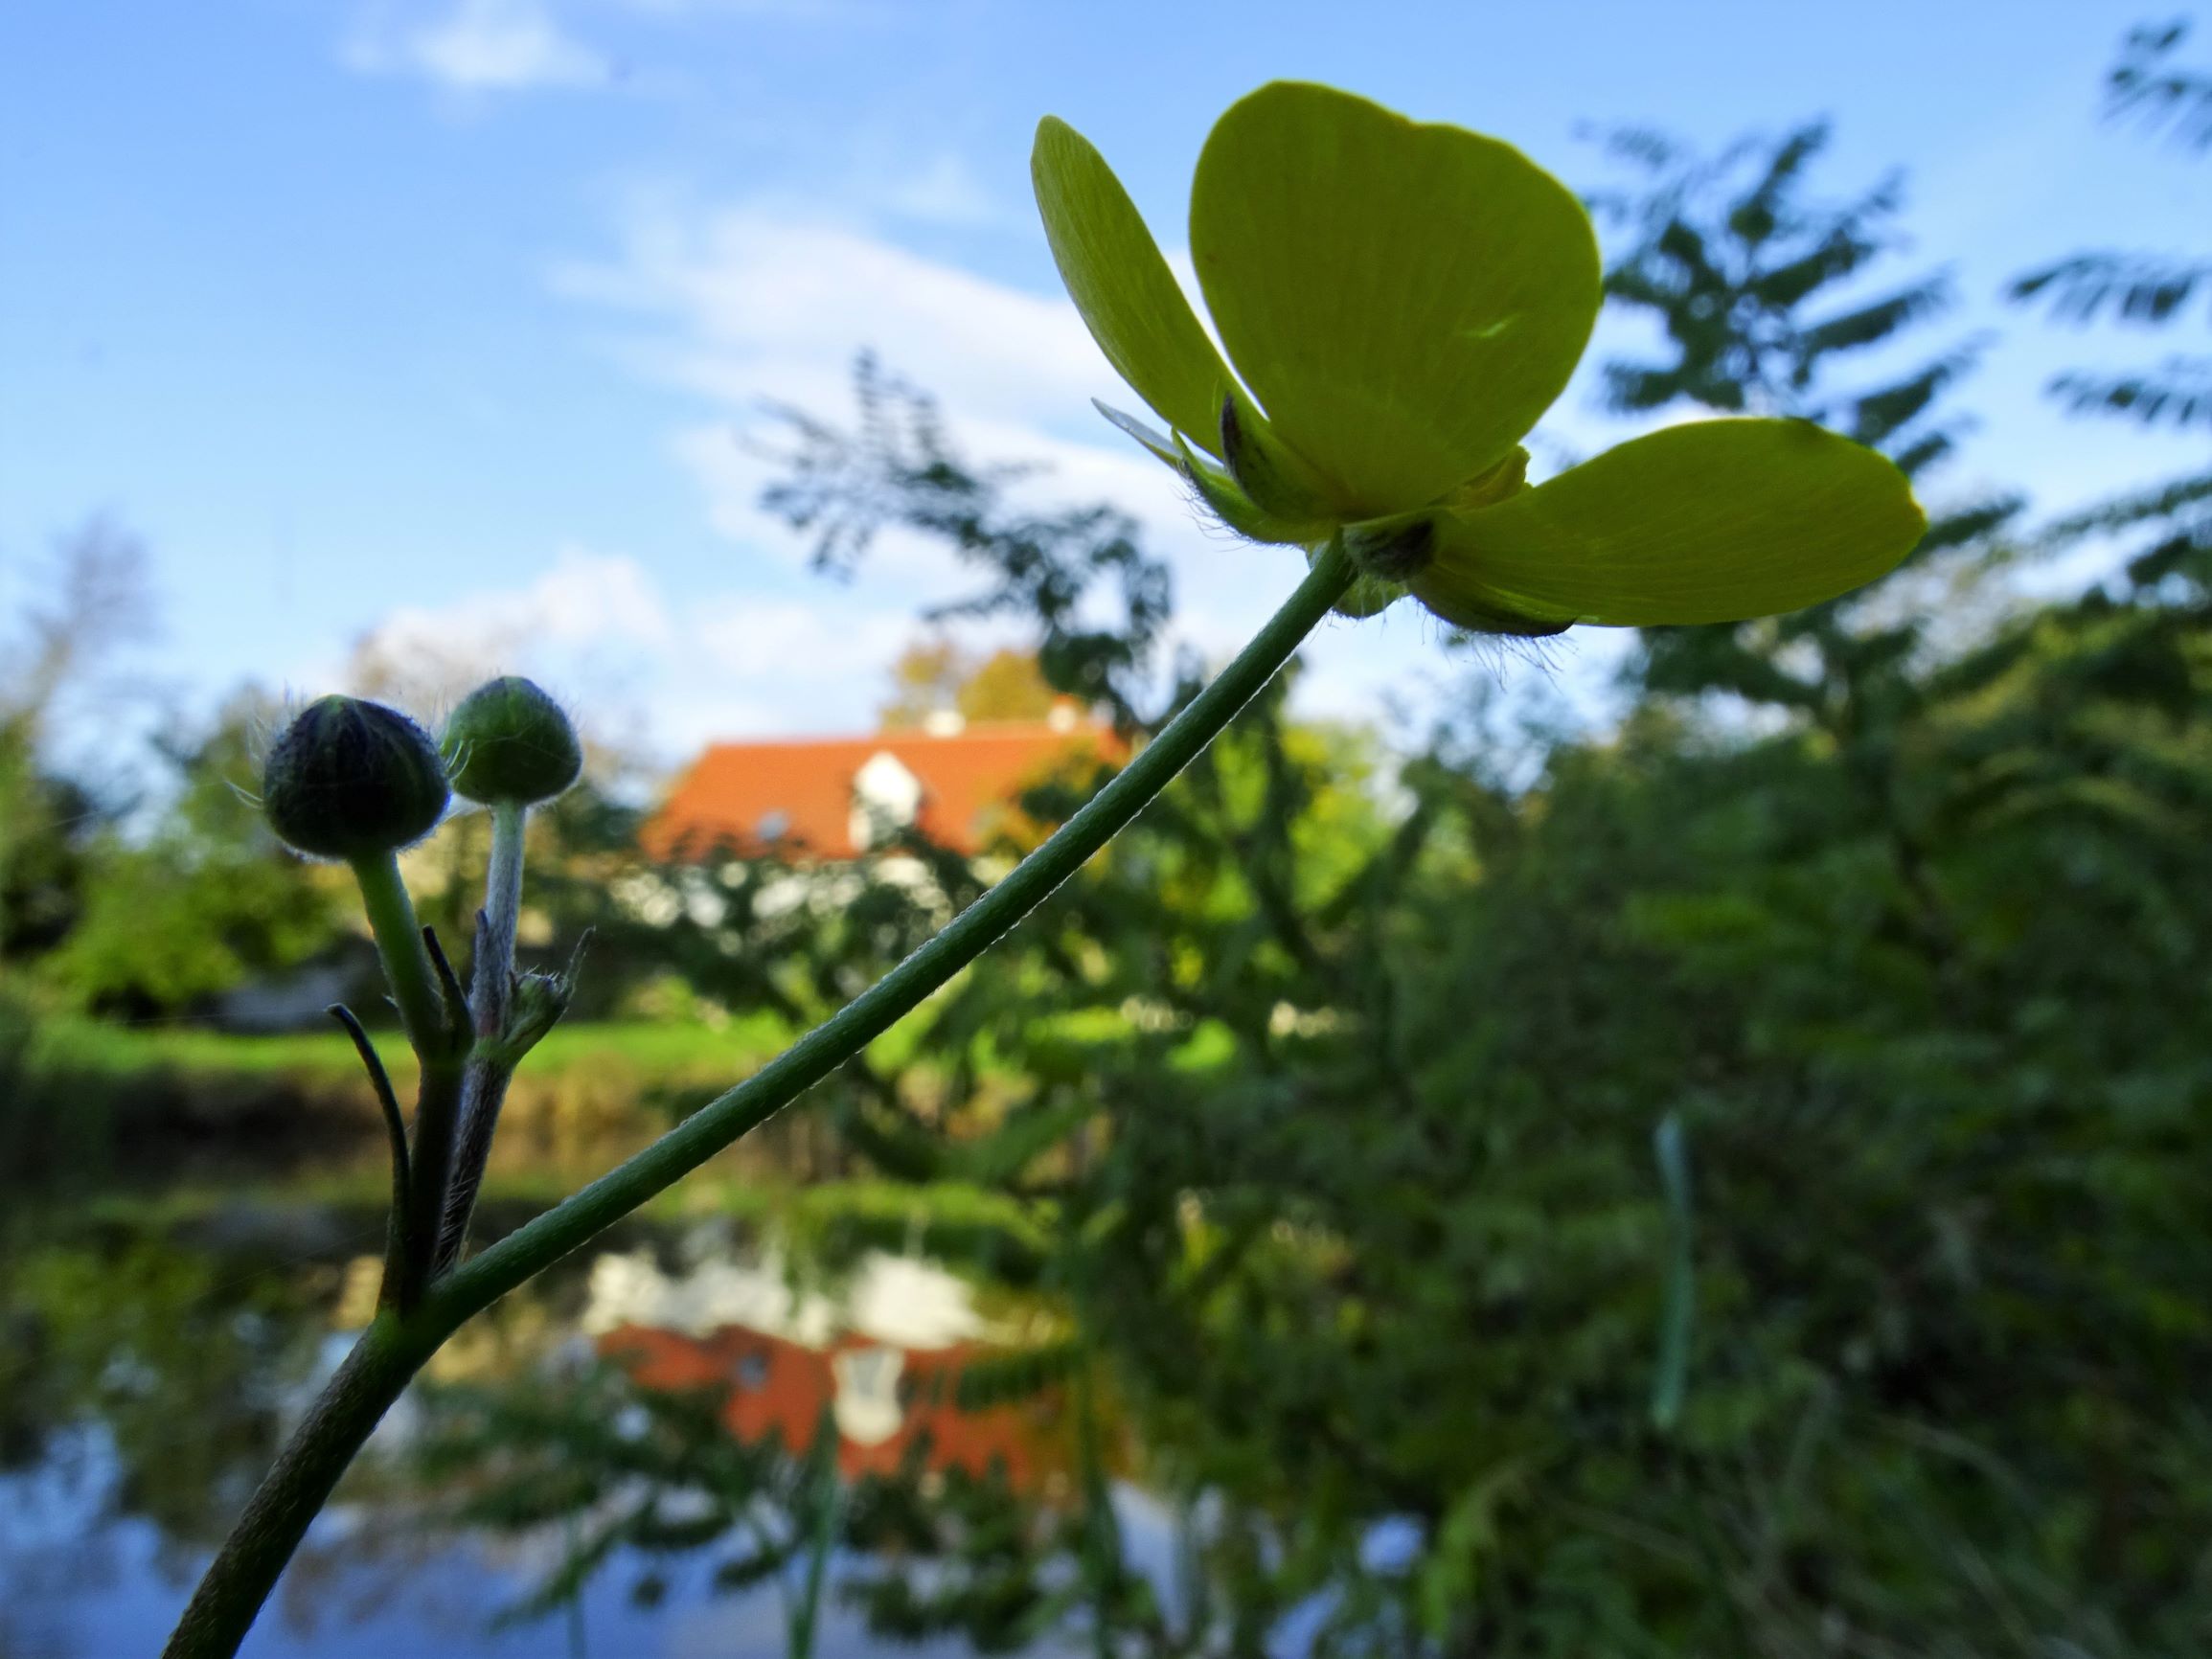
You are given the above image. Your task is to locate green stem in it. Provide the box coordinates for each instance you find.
[347,850,444,1056]
[159,539,1356,1659]
[788,1398,842,1659]
[435,801,529,1268]
[475,801,527,1037]
[350,847,467,1307]
[395,1061,466,1308]
[160,1317,434,1659]
[433,537,1354,1327]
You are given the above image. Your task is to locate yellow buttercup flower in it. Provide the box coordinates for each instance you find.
[1034,82,1926,632]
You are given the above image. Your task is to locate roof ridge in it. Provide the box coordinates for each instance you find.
[697,721,1112,753]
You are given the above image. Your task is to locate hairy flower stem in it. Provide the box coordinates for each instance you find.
[349,849,467,1307]
[346,850,444,1055]
[161,538,1357,1659]
[436,801,529,1269]
[476,803,527,1036]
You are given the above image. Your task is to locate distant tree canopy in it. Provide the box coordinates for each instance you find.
[1,518,149,968]
[40,693,343,1017]
[879,641,1061,729]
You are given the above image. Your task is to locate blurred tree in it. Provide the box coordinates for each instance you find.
[0,517,149,969]
[41,692,344,1017]
[880,641,1062,729]
[1587,120,2017,708]
[2012,16,2212,600]
[663,114,2212,1645]
[764,354,1175,728]
[956,648,1061,725]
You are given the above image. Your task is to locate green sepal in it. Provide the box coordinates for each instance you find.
[1220,390,1338,525]
[1093,399,1182,470]
[1034,116,1237,456]
[1309,538,1411,619]
[1414,418,1927,627]
[262,696,451,861]
[1411,580,1576,637]
[1174,433,1331,546]
[1341,510,1441,583]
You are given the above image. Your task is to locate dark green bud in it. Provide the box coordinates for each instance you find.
[262,695,450,860]
[443,676,582,806]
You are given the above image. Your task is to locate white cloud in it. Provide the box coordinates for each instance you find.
[345,0,606,94]
[334,548,924,765]
[558,197,1263,612]
[559,204,1106,428]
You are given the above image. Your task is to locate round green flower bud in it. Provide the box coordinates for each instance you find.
[443,676,582,806]
[262,695,450,860]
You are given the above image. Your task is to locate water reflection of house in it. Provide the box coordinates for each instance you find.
[584,1246,1066,1494]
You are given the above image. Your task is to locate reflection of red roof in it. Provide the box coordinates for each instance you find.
[643,719,1125,862]
[602,1323,1066,1493]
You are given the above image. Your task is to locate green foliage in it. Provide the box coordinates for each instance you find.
[762,354,1174,724]
[1591,122,1958,446]
[42,695,343,1014]
[1589,116,2019,728]
[559,90,2212,1646]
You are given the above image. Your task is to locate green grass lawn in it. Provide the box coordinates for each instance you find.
[35,1012,798,1086]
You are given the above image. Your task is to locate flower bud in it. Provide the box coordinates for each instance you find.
[443,676,582,807]
[262,695,450,860]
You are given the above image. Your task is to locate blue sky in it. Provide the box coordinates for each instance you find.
[3,0,2204,769]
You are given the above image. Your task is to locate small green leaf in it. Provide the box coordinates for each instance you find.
[1034,117,1237,455]
[1413,419,1926,627]
[1191,82,1601,517]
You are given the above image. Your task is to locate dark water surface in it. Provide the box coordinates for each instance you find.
[0,1193,1187,1658]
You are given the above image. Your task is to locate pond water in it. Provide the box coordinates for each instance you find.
[0,1193,1241,1659]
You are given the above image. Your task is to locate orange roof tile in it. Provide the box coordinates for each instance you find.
[645,718,1126,862]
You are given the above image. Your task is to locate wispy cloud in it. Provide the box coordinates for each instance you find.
[882,153,1001,227]
[609,0,878,18]
[334,548,922,761]
[344,0,607,94]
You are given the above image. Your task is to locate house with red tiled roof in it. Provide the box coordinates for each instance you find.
[645,707,1125,865]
